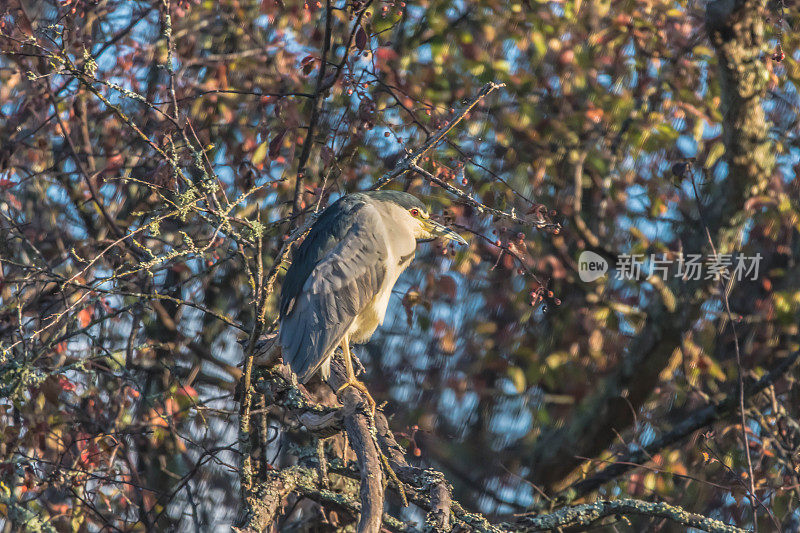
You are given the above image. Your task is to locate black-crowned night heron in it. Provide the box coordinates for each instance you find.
[279,191,467,412]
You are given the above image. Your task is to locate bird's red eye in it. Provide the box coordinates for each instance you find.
[410,209,419,217]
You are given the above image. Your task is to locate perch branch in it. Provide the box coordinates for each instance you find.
[327,356,386,533]
[240,358,759,533]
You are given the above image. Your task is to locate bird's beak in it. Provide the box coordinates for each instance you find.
[426,219,468,245]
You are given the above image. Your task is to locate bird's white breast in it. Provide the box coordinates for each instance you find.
[347,201,417,344]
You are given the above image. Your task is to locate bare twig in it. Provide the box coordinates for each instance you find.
[564,350,800,499]
[371,82,505,190]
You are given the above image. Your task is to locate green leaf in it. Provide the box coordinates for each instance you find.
[705,141,724,168]
[252,141,268,166]
[508,366,526,393]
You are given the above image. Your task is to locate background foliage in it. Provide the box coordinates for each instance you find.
[1,0,799,530]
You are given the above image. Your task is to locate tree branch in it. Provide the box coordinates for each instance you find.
[371,82,505,190]
[237,355,755,533]
[515,498,747,532]
[327,356,386,533]
[562,349,800,500]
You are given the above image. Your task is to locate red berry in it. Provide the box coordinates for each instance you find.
[495,240,502,247]
[461,178,468,185]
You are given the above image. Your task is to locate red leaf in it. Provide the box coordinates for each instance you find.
[268,129,287,159]
[375,47,398,69]
[4,192,21,210]
[355,26,367,51]
[437,275,457,300]
[177,384,198,399]
[105,153,124,172]
[78,307,93,328]
[58,376,76,392]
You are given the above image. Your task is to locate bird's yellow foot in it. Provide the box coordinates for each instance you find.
[336,379,376,416]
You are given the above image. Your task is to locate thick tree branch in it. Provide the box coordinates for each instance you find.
[236,465,413,533]
[327,357,386,533]
[235,468,298,532]
[236,355,756,533]
[515,499,747,532]
[373,414,453,531]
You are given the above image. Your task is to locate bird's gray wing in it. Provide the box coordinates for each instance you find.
[279,202,388,382]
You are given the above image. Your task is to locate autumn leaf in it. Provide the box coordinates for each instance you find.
[355,26,368,51]
[4,192,21,210]
[57,376,76,392]
[436,275,457,301]
[78,307,94,328]
[268,129,287,159]
[252,141,268,166]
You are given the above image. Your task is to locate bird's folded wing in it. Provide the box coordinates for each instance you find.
[279,203,388,382]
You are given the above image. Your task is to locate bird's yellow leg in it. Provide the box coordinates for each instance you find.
[336,340,376,416]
